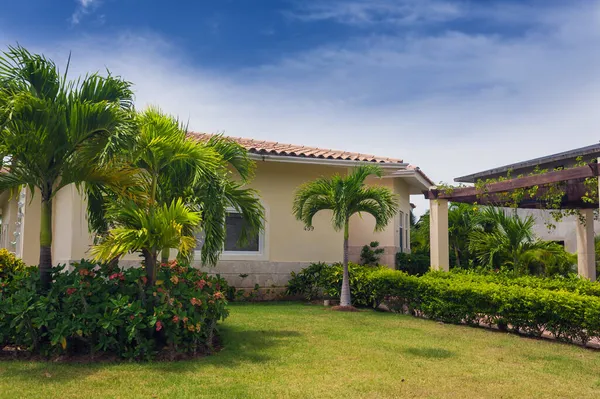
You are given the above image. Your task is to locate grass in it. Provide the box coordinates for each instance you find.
[2,302,600,398]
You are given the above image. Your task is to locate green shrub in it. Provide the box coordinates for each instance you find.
[360,241,384,266]
[395,252,430,275]
[0,249,26,279]
[286,262,385,306]
[288,262,600,345]
[0,259,229,360]
[427,269,600,297]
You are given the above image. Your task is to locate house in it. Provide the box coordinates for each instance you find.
[454,143,600,253]
[0,135,433,290]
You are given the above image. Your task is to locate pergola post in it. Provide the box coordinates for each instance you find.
[429,199,449,272]
[576,208,596,281]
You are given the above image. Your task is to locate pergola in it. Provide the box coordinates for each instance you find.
[424,162,600,281]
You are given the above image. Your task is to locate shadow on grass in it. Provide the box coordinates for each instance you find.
[0,326,303,383]
[403,347,456,359]
[155,326,303,372]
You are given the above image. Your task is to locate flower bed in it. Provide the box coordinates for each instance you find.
[0,260,229,360]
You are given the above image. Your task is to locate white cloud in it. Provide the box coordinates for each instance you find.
[5,1,600,215]
[287,0,465,26]
[71,0,101,25]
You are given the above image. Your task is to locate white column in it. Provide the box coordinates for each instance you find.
[576,208,595,281]
[430,199,449,272]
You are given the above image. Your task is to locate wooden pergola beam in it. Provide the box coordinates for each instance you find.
[425,163,600,201]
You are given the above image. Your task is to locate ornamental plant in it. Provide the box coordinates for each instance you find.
[0,45,135,289]
[0,259,229,360]
[293,165,398,307]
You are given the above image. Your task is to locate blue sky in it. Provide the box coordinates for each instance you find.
[1,0,599,213]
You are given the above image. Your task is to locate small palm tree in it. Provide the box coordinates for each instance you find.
[0,45,134,288]
[448,203,478,267]
[91,198,201,283]
[90,108,263,283]
[469,207,552,273]
[293,165,398,307]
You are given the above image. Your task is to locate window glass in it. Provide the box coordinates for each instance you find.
[224,212,259,252]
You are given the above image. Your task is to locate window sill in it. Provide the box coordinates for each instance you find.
[194,250,268,262]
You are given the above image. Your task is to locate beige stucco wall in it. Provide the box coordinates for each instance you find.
[246,161,344,263]
[347,177,411,266]
[0,191,18,252]
[21,189,41,266]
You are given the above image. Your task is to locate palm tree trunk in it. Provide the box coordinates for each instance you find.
[39,198,53,290]
[340,221,352,307]
[142,248,157,285]
[454,246,461,267]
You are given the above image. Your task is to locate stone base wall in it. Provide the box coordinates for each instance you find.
[195,260,312,289]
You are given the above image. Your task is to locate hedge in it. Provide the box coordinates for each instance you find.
[288,263,600,345]
[428,269,600,297]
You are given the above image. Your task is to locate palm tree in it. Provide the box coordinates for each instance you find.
[448,203,478,267]
[293,165,398,307]
[91,198,201,284]
[90,108,264,283]
[0,45,134,289]
[469,207,553,273]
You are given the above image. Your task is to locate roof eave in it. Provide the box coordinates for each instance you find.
[249,153,409,169]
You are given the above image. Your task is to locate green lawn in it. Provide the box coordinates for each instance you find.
[2,302,600,399]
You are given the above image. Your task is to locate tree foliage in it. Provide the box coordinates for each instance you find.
[0,45,134,288]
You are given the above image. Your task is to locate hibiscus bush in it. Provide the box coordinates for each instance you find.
[0,259,229,360]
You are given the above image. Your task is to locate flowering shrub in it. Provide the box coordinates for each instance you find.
[0,259,229,360]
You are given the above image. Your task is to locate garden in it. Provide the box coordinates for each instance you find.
[2,45,600,398]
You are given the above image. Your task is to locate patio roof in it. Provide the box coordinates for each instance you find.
[425,163,600,209]
[455,142,600,183]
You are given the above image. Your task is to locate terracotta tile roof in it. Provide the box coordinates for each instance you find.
[188,132,404,164]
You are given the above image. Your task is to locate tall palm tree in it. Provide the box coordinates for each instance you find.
[0,45,134,289]
[469,207,553,273]
[90,108,264,283]
[293,165,398,307]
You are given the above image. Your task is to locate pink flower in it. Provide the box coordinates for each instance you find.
[196,279,206,290]
[141,276,148,285]
[155,321,163,331]
[109,272,125,281]
[172,315,180,323]
[190,297,202,306]
[213,292,224,300]
[66,288,77,296]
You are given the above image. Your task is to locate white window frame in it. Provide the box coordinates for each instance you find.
[398,211,404,253]
[194,206,268,262]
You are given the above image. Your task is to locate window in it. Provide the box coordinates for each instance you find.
[224,211,260,252]
[194,209,265,261]
[405,212,409,252]
[399,211,404,252]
